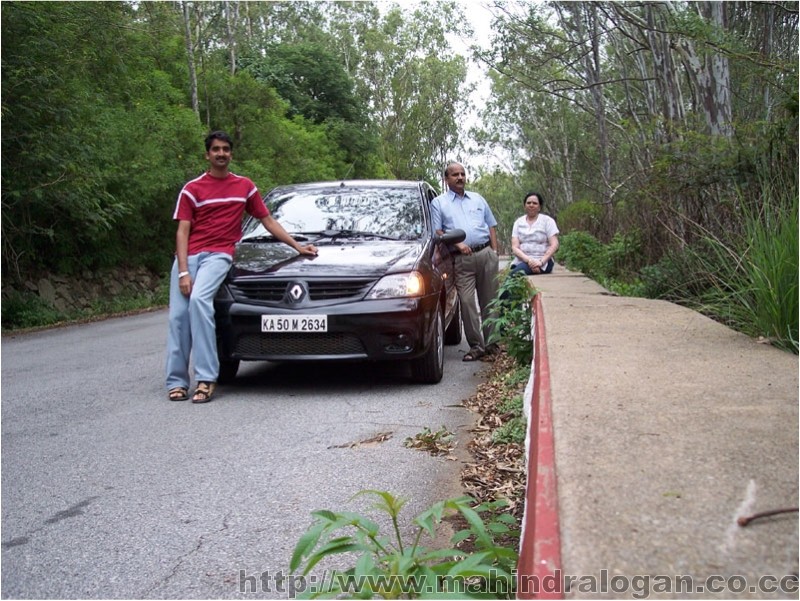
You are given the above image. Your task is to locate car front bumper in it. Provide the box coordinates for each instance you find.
[215,295,439,362]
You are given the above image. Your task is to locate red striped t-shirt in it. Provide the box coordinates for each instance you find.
[173,172,270,256]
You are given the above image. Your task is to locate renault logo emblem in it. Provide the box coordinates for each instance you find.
[288,283,305,302]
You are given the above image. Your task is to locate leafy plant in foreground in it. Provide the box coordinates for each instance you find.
[290,490,519,599]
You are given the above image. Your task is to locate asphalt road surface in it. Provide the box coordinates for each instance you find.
[1,310,484,598]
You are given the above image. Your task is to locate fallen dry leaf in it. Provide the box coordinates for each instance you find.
[460,351,527,521]
[328,431,393,449]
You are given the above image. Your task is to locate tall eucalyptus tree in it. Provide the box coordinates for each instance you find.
[475,0,797,252]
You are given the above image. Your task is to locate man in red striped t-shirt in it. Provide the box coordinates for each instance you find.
[165,131,317,403]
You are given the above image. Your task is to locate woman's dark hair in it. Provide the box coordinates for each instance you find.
[205,130,234,151]
[524,192,544,208]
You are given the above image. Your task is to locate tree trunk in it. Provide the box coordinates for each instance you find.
[224,0,236,75]
[181,1,199,118]
[670,2,733,137]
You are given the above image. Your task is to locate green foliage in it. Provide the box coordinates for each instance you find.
[1,292,62,330]
[1,279,169,332]
[355,2,470,180]
[239,44,382,179]
[493,374,528,446]
[556,232,605,278]
[485,272,536,367]
[556,200,603,234]
[639,250,705,301]
[242,44,364,124]
[735,193,798,351]
[498,394,523,416]
[557,184,798,352]
[290,491,518,599]
[1,2,202,278]
[639,174,798,353]
[492,418,527,446]
[498,365,531,392]
[558,231,648,295]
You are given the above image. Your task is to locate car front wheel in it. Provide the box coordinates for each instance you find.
[410,307,444,384]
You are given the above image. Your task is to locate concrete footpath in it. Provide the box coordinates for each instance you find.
[520,265,798,599]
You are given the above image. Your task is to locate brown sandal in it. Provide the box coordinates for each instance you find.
[192,382,216,404]
[168,387,189,402]
[462,349,485,362]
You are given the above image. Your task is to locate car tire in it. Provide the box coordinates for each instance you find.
[411,307,444,384]
[217,359,240,384]
[444,298,462,345]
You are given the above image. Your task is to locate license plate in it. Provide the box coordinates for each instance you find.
[261,315,328,333]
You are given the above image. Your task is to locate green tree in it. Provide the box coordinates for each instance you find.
[1,2,202,278]
[239,43,382,179]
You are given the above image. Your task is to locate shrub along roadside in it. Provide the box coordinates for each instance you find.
[557,186,798,354]
[1,275,169,332]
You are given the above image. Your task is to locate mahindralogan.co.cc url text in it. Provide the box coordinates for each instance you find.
[237,569,798,598]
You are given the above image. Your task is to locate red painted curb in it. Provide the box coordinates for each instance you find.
[517,292,563,599]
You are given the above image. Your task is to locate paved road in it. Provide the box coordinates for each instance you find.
[1,311,484,598]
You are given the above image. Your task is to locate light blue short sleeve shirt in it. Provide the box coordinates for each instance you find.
[430,190,497,247]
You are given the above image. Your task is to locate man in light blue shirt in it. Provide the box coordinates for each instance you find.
[431,161,500,361]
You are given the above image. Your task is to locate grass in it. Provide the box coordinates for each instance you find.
[558,180,798,354]
[693,190,798,352]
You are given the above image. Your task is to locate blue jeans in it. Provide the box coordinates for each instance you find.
[165,252,232,390]
[509,257,554,277]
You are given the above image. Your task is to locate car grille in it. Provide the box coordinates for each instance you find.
[230,279,376,303]
[235,333,366,357]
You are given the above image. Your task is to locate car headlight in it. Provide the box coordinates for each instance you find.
[366,272,425,299]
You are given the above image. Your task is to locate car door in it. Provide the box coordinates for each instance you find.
[424,184,459,321]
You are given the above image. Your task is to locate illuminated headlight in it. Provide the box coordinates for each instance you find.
[366,272,425,299]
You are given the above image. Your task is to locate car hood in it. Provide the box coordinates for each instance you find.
[230,240,426,279]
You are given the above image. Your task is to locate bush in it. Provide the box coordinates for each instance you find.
[485,272,536,367]
[639,184,798,353]
[556,231,606,278]
[557,199,603,233]
[1,292,63,330]
[605,231,645,280]
[693,190,798,352]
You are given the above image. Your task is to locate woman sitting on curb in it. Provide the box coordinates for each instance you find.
[509,191,559,276]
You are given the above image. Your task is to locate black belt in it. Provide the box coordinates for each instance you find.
[468,241,491,253]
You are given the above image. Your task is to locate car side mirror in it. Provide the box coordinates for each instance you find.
[436,229,466,245]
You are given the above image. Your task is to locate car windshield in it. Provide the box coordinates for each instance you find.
[242,186,425,241]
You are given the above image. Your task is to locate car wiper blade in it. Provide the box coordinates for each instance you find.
[310,229,399,241]
[242,233,309,242]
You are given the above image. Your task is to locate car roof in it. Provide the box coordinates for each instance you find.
[268,180,429,194]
